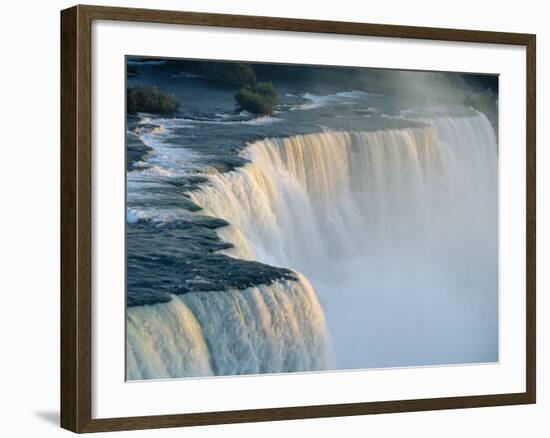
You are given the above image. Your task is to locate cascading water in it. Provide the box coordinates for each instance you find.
[189,114,498,369]
[127,274,333,380]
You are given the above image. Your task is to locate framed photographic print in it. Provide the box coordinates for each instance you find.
[60,4,536,433]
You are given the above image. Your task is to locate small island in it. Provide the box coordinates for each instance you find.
[234,82,278,115]
[127,86,180,113]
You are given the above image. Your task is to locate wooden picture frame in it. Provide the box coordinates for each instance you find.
[61,4,536,433]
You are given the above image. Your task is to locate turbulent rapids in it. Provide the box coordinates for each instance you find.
[127,109,498,378]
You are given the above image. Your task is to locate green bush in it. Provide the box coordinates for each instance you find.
[234,82,278,115]
[127,86,180,113]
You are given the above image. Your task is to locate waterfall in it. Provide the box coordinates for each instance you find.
[189,114,498,369]
[127,274,333,380]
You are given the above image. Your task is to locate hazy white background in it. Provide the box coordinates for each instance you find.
[0,0,546,436]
